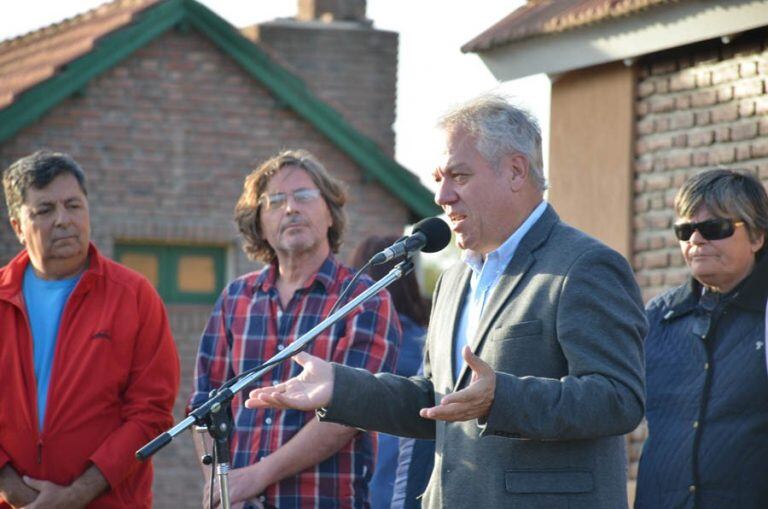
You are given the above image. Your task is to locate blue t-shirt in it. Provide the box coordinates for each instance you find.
[23,265,80,430]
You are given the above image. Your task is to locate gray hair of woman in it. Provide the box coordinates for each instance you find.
[234,149,348,264]
[437,93,547,192]
[674,168,768,257]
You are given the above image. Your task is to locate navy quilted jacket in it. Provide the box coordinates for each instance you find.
[635,256,768,509]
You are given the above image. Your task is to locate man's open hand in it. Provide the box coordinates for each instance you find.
[246,352,333,411]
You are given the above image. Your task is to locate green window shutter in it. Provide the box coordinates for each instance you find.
[115,243,225,304]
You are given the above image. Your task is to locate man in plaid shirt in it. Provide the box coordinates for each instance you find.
[189,149,401,509]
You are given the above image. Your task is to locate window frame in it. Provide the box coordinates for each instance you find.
[114,243,226,304]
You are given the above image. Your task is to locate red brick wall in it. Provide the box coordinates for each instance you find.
[629,31,768,488]
[153,305,212,505]
[0,27,410,508]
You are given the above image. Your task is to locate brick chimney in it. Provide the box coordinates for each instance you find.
[246,0,397,156]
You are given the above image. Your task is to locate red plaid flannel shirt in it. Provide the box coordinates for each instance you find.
[189,255,401,508]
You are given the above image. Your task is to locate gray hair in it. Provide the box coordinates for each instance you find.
[675,168,768,247]
[3,150,88,222]
[438,93,546,192]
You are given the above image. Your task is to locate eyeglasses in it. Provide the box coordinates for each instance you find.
[258,188,321,211]
[673,218,745,241]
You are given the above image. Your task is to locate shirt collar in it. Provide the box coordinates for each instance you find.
[255,254,340,294]
[462,200,547,274]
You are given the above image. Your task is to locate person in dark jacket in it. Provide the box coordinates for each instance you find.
[635,168,768,509]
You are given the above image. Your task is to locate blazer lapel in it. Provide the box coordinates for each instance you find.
[454,205,559,389]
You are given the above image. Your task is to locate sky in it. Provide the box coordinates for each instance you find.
[0,0,550,189]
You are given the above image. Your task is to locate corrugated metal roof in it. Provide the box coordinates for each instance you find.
[463,0,679,53]
[0,0,158,108]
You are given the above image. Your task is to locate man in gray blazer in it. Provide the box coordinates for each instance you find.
[246,94,647,509]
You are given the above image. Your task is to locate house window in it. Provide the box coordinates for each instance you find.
[114,243,226,304]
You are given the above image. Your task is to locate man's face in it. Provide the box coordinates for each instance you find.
[433,129,516,255]
[679,207,764,293]
[259,165,333,260]
[10,173,91,280]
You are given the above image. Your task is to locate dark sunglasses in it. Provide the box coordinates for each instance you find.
[673,218,744,241]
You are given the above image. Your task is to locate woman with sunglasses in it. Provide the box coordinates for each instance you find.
[635,169,768,509]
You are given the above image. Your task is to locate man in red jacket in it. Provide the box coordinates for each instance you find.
[0,151,180,509]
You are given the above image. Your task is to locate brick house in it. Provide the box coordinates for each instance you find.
[463,0,768,503]
[0,0,437,506]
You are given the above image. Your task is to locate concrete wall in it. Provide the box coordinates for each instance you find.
[548,61,635,258]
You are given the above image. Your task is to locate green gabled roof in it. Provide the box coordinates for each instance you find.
[0,0,439,218]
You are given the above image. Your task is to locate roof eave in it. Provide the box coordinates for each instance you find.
[470,0,768,81]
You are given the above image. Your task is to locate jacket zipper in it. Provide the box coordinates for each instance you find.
[18,296,45,464]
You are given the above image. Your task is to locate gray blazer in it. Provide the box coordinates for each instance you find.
[321,205,647,509]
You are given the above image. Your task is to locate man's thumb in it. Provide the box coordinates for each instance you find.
[463,346,491,375]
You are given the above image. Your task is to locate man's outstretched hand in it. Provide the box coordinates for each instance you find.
[245,352,333,411]
[419,346,496,422]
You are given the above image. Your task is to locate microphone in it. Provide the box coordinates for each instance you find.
[370,217,451,265]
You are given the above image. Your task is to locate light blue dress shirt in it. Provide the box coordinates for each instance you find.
[453,201,548,380]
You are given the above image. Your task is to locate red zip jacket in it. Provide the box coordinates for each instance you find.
[0,244,180,508]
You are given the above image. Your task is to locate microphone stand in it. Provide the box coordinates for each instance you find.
[198,402,234,509]
[136,258,415,508]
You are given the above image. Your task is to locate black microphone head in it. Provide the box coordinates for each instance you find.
[412,217,451,253]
